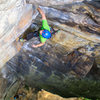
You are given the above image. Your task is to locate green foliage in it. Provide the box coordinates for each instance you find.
[81,97,91,100]
[79,97,99,100]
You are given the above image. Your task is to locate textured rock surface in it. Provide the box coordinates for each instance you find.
[26,0,84,6]
[1,36,100,100]
[33,0,100,67]
[0,0,33,68]
[0,0,100,67]
[0,0,100,100]
[35,3,100,43]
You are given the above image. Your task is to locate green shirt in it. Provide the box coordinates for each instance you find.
[39,20,50,43]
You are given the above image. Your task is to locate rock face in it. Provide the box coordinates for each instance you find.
[1,36,100,100]
[0,0,33,68]
[26,0,84,6]
[0,0,100,100]
[36,3,100,43]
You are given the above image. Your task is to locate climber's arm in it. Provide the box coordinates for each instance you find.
[37,7,46,20]
[32,42,45,48]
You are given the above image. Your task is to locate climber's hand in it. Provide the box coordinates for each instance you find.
[32,44,38,48]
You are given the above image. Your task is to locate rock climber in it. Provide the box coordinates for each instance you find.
[32,7,51,48]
